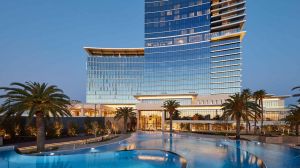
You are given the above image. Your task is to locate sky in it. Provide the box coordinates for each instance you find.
[0,0,299,105]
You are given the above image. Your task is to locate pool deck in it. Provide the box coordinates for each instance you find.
[14,133,131,153]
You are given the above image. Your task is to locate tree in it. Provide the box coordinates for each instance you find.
[129,116,137,131]
[114,107,135,133]
[242,89,252,133]
[91,121,102,137]
[253,90,267,134]
[284,105,300,135]
[221,93,259,139]
[192,113,204,120]
[292,86,300,103]
[172,110,181,120]
[0,82,71,152]
[67,122,79,137]
[162,100,180,133]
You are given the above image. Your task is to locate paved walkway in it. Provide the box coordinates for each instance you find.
[15,134,131,153]
[13,135,95,148]
[57,134,131,151]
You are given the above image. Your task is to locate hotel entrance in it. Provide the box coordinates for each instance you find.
[139,111,162,130]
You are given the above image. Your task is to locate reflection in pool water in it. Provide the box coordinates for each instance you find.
[1,132,300,168]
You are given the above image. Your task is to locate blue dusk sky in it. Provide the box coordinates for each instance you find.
[0,0,299,104]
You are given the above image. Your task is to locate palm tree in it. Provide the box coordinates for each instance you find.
[114,107,135,133]
[221,93,259,139]
[253,90,267,134]
[162,100,180,133]
[0,82,71,152]
[252,92,262,134]
[284,105,300,136]
[292,86,300,103]
[242,89,252,133]
[129,115,137,131]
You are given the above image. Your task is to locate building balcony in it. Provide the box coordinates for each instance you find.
[211,0,245,9]
[211,1,246,13]
[211,19,246,33]
[211,28,246,41]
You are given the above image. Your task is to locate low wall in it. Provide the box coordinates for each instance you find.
[259,136,300,144]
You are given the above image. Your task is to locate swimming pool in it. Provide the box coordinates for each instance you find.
[0,132,299,168]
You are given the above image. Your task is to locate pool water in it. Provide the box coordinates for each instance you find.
[1,132,300,168]
[0,149,184,168]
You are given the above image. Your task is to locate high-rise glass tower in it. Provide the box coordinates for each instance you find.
[144,0,246,95]
[85,0,246,104]
[85,48,144,104]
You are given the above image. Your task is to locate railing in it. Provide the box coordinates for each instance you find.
[210,28,241,39]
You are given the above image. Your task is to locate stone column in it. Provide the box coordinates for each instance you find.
[98,104,102,117]
[162,110,165,131]
[209,123,212,131]
[80,105,85,117]
[136,110,140,130]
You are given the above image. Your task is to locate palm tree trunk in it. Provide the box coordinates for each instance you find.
[169,112,173,133]
[245,110,249,134]
[236,118,241,139]
[36,111,45,152]
[254,110,257,134]
[254,99,258,135]
[260,99,264,134]
[124,118,127,134]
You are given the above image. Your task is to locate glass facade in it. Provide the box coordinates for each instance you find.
[86,49,144,104]
[143,0,246,95]
[86,0,246,104]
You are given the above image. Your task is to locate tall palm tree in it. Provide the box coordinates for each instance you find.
[284,105,300,136]
[0,82,71,152]
[162,100,180,133]
[114,107,135,133]
[252,92,262,134]
[242,89,252,133]
[221,93,259,139]
[292,86,300,103]
[253,90,267,134]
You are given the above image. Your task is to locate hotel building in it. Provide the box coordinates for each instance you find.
[69,0,289,132]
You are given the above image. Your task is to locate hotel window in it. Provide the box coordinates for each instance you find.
[181,29,188,35]
[197,11,202,16]
[189,28,195,34]
[189,35,202,43]
[174,4,180,9]
[174,37,187,45]
[167,11,172,16]
[189,12,195,17]
[182,14,187,19]
[197,0,202,5]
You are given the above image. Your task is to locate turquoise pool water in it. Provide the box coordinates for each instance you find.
[1,132,300,168]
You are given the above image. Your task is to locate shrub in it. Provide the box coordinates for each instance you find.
[67,122,79,137]
[53,121,63,137]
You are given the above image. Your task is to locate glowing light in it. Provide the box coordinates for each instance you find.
[138,155,165,161]
[50,153,55,156]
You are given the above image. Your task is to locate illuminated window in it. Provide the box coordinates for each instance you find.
[197,11,202,16]
[174,37,187,45]
[166,11,172,16]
